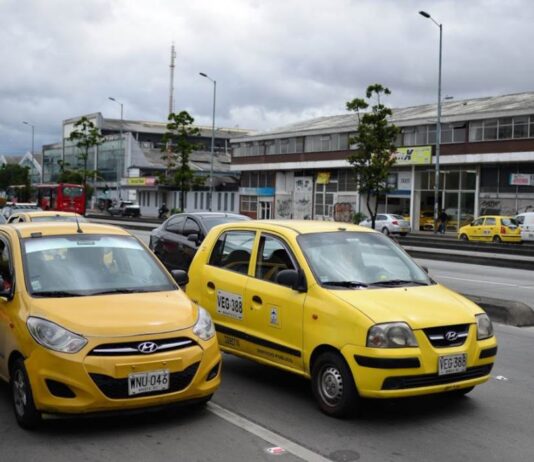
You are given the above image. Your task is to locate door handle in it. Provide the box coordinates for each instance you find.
[252,295,262,305]
[207,281,215,290]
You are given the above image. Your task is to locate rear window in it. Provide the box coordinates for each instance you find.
[63,187,83,197]
[501,218,517,227]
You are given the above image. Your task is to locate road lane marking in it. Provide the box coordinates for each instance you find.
[207,402,331,462]
[434,274,534,290]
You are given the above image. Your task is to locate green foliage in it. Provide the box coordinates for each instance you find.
[352,211,368,225]
[161,111,201,208]
[346,83,399,229]
[67,116,105,188]
[0,164,31,191]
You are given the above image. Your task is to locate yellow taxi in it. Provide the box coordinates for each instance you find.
[0,222,220,428]
[184,221,497,417]
[419,211,436,231]
[7,210,88,224]
[458,215,521,243]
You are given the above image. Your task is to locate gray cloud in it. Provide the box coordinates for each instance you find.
[1,0,534,154]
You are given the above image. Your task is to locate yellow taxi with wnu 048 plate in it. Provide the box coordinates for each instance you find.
[0,222,220,429]
[458,215,521,243]
[184,220,497,417]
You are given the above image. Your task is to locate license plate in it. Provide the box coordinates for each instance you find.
[128,369,170,396]
[217,290,243,320]
[438,353,467,376]
[400,228,409,232]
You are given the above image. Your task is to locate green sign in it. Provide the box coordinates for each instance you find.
[392,146,432,165]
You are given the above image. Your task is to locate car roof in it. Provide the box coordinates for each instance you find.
[211,220,374,235]
[3,222,131,239]
[12,211,81,218]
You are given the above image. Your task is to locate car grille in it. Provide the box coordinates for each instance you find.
[423,324,470,348]
[382,364,493,390]
[88,337,197,356]
[90,362,200,399]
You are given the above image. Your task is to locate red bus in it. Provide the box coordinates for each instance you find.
[35,183,86,215]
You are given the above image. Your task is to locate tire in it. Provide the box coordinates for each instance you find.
[492,235,502,243]
[311,352,359,418]
[10,358,41,430]
[381,227,390,236]
[460,234,469,241]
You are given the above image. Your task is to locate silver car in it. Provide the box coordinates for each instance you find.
[359,213,411,236]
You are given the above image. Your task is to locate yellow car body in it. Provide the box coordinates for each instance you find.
[7,210,88,224]
[458,215,521,243]
[0,222,220,428]
[186,220,497,417]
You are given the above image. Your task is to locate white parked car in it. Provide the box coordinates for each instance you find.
[359,213,411,236]
[515,212,534,241]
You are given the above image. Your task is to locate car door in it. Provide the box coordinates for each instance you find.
[244,233,305,371]
[0,234,16,380]
[469,217,484,240]
[199,229,257,357]
[155,215,186,270]
[375,214,387,232]
[482,217,496,241]
[181,217,202,270]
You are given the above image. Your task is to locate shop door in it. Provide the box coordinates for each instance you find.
[314,184,336,220]
[259,201,272,219]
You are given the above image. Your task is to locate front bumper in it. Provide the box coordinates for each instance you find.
[25,334,221,415]
[341,330,497,398]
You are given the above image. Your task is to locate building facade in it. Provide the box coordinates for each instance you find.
[230,92,534,229]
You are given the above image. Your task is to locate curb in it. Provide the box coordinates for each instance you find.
[463,293,534,327]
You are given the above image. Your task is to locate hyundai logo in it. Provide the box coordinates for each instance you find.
[445,331,459,342]
[138,341,158,354]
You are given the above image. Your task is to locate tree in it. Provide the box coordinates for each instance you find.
[67,117,105,190]
[346,84,399,230]
[161,111,203,211]
[0,164,32,201]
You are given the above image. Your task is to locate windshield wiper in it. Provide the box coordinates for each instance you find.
[90,288,142,295]
[322,281,368,288]
[32,290,86,298]
[370,279,429,287]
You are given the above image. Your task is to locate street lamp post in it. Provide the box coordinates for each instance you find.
[22,121,39,181]
[419,10,443,231]
[199,72,216,212]
[108,97,124,201]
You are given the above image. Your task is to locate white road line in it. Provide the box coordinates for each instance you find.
[207,402,331,462]
[434,274,534,289]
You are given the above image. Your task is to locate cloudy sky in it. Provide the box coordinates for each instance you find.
[1,0,534,155]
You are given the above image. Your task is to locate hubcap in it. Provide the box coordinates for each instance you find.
[320,366,343,405]
[13,370,27,417]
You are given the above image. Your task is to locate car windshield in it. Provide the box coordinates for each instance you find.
[298,231,430,287]
[201,216,250,231]
[23,235,175,297]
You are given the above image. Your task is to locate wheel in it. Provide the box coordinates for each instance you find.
[311,352,359,418]
[381,227,390,236]
[492,235,502,243]
[460,234,469,241]
[10,358,41,429]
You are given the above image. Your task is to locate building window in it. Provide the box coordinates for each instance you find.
[240,195,257,212]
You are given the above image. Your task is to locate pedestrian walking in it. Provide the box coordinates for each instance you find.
[438,210,448,234]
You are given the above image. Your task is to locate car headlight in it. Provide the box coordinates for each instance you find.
[193,306,216,341]
[367,322,418,348]
[476,313,494,340]
[27,317,87,354]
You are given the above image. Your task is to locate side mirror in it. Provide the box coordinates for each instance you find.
[275,269,307,292]
[171,270,189,287]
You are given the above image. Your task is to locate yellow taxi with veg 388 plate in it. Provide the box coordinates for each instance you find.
[185,220,497,417]
[0,222,220,429]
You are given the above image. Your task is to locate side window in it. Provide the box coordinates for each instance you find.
[516,216,524,225]
[0,238,13,292]
[255,235,295,283]
[183,218,201,236]
[473,218,484,226]
[165,216,185,234]
[376,215,386,221]
[208,231,255,275]
[485,217,496,226]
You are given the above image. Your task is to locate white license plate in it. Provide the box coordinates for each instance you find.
[217,290,243,320]
[128,369,170,396]
[438,353,467,376]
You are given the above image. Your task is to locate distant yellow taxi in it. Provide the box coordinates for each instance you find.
[185,221,497,417]
[7,210,88,224]
[458,215,521,243]
[0,222,220,428]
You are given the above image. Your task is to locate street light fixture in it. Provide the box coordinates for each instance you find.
[108,97,124,201]
[419,10,443,231]
[199,72,216,212]
[22,121,40,182]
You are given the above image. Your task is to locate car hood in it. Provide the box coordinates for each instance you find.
[330,284,480,329]
[29,290,197,337]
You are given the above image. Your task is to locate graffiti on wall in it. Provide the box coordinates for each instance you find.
[333,202,353,223]
[275,195,292,219]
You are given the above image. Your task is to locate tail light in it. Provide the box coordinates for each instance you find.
[500,226,506,234]
[392,220,399,225]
